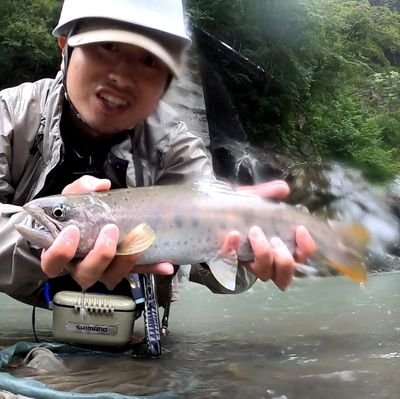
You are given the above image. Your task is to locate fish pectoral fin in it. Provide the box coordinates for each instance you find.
[116,223,156,256]
[208,251,239,291]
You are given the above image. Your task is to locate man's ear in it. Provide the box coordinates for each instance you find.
[58,35,68,51]
[58,36,68,72]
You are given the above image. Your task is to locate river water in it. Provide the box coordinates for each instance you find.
[0,272,399,398]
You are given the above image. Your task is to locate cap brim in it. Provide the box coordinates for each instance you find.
[68,29,181,77]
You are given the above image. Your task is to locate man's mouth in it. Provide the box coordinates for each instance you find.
[98,93,128,108]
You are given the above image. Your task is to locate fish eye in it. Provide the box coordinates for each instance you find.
[52,204,68,221]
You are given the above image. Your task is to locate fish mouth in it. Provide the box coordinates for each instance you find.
[22,204,64,239]
[15,223,54,250]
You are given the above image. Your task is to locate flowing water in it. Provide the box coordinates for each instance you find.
[0,272,399,398]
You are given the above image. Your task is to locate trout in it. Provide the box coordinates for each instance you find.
[15,181,370,290]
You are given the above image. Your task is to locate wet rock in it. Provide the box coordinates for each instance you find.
[285,162,400,255]
[386,176,400,218]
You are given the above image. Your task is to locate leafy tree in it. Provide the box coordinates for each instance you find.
[0,0,61,89]
[188,0,400,181]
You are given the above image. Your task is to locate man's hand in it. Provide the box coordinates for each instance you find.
[40,176,174,290]
[221,180,316,291]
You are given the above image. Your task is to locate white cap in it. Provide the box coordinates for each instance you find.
[68,20,185,76]
[53,0,192,77]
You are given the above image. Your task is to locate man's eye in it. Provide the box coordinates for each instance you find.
[101,43,119,52]
[143,54,159,68]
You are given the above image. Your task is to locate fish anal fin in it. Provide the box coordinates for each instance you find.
[208,251,239,291]
[117,223,156,256]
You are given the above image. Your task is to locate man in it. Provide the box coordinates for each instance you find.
[0,0,315,307]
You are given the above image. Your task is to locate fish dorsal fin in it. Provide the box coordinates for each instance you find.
[194,178,233,193]
[208,251,239,291]
[117,223,156,255]
[330,222,371,250]
[194,178,261,200]
[294,204,311,215]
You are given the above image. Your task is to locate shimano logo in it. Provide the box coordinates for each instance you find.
[76,324,108,333]
[66,322,117,336]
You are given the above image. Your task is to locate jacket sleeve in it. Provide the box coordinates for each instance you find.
[0,210,46,302]
[0,88,47,304]
[155,119,216,184]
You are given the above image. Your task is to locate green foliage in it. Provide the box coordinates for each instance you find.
[188,0,400,182]
[0,0,61,89]
[1,0,399,182]
[305,88,400,181]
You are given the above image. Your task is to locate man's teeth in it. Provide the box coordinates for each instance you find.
[100,94,128,107]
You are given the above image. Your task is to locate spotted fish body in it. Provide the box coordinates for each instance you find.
[16,181,369,289]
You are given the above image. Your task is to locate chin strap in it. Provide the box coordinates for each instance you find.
[61,44,86,125]
[61,29,95,129]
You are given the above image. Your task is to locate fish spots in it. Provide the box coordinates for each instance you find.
[174,216,184,228]
[219,222,227,230]
[243,210,255,226]
[192,218,200,228]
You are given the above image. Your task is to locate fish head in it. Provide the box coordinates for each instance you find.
[16,194,108,257]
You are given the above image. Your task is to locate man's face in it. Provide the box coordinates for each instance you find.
[64,41,170,137]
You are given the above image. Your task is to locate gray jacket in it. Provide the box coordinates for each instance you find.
[0,72,256,304]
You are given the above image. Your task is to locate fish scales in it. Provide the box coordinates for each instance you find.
[15,181,370,289]
[94,185,267,264]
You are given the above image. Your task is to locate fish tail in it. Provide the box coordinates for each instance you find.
[327,259,367,283]
[327,223,370,282]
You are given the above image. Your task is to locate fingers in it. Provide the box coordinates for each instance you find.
[243,226,274,281]
[269,237,295,290]
[41,221,175,290]
[220,230,241,257]
[40,225,80,277]
[131,263,175,276]
[100,260,174,290]
[244,227,294,290]
[69,224,120,290]
[62,175,111,195]
[295,225,317,263]
[237,180,290,200]
[244,225,316,291]
[42,223,121,289]
[98,254,142,290]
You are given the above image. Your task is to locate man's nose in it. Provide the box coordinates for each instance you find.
[108,58,136,87]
